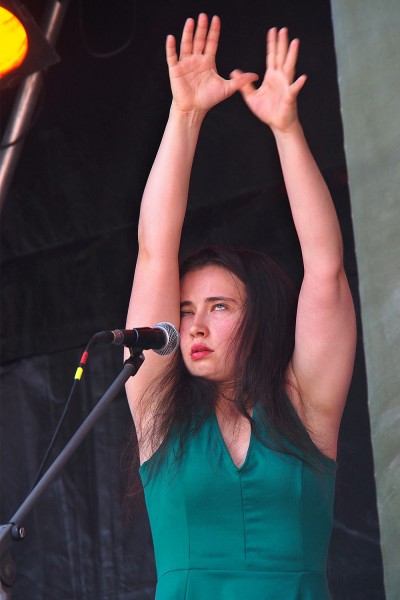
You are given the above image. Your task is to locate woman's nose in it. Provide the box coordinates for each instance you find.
[189,314,209,338]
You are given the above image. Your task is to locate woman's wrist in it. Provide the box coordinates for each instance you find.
[270,118,303,140]
[169,102,207,126]
[270,120,306,153]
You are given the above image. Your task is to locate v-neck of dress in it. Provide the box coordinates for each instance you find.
[212,409,255,472]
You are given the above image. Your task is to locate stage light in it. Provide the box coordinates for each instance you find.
[0,1,59,90]
[0,7,28,77]
[0,1,68,211]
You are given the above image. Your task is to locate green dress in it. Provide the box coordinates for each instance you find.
[139,405,336,599]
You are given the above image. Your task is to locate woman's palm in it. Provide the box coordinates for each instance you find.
[166,15,258,114]
[245,69,299,131]
[169,56,232,112]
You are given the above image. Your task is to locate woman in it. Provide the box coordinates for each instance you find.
[125,14,356,599]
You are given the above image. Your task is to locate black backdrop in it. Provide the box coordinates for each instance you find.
[0,0,385,598]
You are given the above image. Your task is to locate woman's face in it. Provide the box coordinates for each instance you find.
[179,265,246,383]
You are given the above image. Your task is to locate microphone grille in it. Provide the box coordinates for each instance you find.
[153,322,180,356]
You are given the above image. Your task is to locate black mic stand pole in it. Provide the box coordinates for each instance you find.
[0,349,145,599]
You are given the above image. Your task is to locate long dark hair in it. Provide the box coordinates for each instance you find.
[133,246,326,484]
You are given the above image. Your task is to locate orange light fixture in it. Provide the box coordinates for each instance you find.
[0,6,28,78]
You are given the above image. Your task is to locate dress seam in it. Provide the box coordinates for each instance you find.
[212,412,254,472]
[182,568,189,600]
[239,471,248,567]
[158,567,327,576]
[300,461,305,573]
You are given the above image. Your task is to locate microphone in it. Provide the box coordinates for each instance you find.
[93,322,179,356]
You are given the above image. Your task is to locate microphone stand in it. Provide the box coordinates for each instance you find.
[0,349,145,599]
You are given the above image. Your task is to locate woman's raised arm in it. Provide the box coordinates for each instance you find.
[232,28,356,458]
[125,15,257,433]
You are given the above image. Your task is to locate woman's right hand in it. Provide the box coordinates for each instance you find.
[166,14,258,115]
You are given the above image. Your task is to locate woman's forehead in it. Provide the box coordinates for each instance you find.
[180,265,245,300]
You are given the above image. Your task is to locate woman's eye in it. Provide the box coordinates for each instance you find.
[180,311,192,317]
[213,304,226,311]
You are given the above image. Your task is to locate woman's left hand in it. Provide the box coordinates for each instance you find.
[230,27,307,133]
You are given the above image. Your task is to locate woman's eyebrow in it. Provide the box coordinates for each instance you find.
[180,300,193,309]
[205,296,239,304]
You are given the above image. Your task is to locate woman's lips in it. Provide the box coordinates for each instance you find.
[190,344,213,360]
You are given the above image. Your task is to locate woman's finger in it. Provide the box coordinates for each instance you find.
[229,69,259,98]
[166,35,178,68]
[179,17,195,59]
[204,15,221,58]
[276,27,288,69]
[290,74,307,97]
[192,13,209,54]
[284,38,301,81]
[266,27,277,70]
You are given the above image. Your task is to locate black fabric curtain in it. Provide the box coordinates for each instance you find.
[1,347,156,598]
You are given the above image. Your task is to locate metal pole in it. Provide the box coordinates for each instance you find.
[0,0,70,213]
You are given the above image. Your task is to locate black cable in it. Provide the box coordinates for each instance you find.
[78,0,136,59]
[29,336,96,491]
